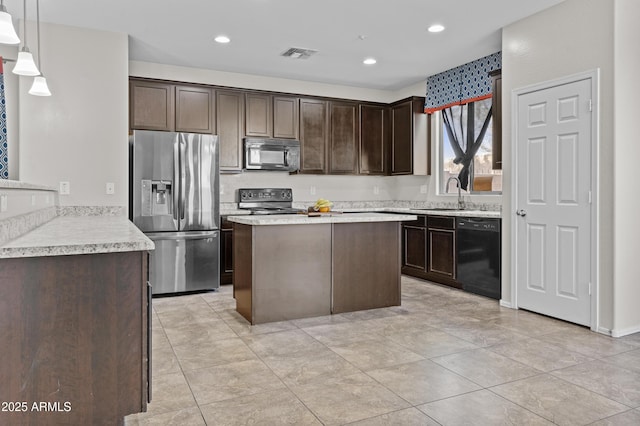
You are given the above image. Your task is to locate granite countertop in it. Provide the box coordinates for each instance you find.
[385,208,501,218]
[0,216,155,259]
[227,212,417,226]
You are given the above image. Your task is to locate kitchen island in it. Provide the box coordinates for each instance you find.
[227,212,416,324]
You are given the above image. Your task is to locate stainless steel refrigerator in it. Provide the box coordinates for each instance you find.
[131,130,220,295]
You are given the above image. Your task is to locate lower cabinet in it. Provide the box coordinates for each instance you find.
[402,214,460,289]
[0,251,150,425]
[220,216,233,285]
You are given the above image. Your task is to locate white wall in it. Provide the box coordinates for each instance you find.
[18,22,129,207]
[612,0,640,335]
[502,0,615,330]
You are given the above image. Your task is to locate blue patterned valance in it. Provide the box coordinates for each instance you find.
[424,51,501,114]
[0,58,7,179]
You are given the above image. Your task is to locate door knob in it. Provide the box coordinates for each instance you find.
[516,209,527,217]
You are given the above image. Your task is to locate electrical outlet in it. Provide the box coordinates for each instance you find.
[31,195,36,206]
[220,184,225,195]
[59,181,70,195]
[373,186,379,195]
[420,185,428,194]
[106,182,115,195]
[0,194,7,212]
[310,186,316,195]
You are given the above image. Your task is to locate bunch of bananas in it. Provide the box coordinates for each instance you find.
[313,198,333,212]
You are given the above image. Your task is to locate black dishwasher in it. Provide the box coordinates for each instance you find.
[456,217,501,300]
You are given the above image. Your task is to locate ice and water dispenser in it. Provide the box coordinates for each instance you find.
[141,179,173,217]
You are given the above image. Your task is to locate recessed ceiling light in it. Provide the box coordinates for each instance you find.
[363,58,377,65]
[214,35,230,44]
[428,24,445,33]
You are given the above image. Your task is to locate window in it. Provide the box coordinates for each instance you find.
[440,98,502,194]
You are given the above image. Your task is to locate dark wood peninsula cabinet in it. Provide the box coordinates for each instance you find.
[130,80,175,131]
[299,98,329,174]
[329,101,359,174]
[359,104,388,175]
[402,215,427,274]
[0,251,150,425]
[216,90,245,172]
[175,85,215,134]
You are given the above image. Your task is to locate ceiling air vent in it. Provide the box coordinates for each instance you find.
[280,47,318,59]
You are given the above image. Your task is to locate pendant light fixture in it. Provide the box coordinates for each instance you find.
[13,0,40,76]
[0,0,20,44]
[28,0,49,96]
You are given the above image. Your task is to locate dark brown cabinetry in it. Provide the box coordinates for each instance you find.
[402,215,459,289]
[220,216,233,285]
[402,215,427,274]
[175,85,214,134]
[329,101,359,174]
[299,98,329,174]
[360,104,388,175]
[390,97,427,175]
[130,80,175,131]
[427,216,458,286]
[490,70,502,170]
[0,251,150,425]
[245,93,272,137]
[217,90,245,172]
[274,96,299,139]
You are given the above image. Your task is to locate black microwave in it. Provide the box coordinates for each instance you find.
[243,138,300,172]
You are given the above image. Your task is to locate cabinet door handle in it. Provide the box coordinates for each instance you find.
[516,209,527,217]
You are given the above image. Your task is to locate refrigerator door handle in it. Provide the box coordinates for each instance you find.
[179,136,187,224]
[173,139,180,224]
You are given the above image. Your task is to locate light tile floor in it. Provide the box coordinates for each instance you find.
[125,276,640,425]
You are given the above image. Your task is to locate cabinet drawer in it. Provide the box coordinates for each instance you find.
[427,215,455,229]
[403,215,426,227]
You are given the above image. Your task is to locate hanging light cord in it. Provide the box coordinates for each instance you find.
[22,0,27,48]
[35,0,41,73]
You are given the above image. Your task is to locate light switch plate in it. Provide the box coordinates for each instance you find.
[106,182,115,195]
[310,186,316,195]
[59,181,70,195]
[373,186,379,195]
[420,185,428,194]
[0,194,7,212]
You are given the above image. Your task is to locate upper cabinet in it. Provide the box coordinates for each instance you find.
[490,70,502,170]
[130,80,175,131]
[245,93,300,139]
[390,97,427,176]
[175,85,215,134]
[245,93,273,137]
[359,104,388,175]
[299,98,329,174]
[217,90,245,172]
[273,96,299,139]
[329,101,359,174]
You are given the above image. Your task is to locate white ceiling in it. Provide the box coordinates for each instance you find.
[6,0,564,90]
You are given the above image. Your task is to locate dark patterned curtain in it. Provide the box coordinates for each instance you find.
[0,58,7,179]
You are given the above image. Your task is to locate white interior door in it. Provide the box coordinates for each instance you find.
[514,77,593,326]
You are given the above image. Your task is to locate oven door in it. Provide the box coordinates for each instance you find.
[244,139,300,171]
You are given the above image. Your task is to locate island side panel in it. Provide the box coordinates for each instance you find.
[252,224,332,324]
[233,223,253,323]
[332,222,401,313]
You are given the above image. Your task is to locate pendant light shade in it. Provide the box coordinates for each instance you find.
[13,47,39,75]
[28,75,50,96]
[0,3,20,45]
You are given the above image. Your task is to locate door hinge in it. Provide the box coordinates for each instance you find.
[588,191,592,204]
[588,282,592,296]
[588,99,593,112]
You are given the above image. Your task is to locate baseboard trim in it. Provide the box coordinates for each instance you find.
[499,299,514,309]
[610,324,640,338]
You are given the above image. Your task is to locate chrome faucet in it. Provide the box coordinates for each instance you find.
[446,176,465,210]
